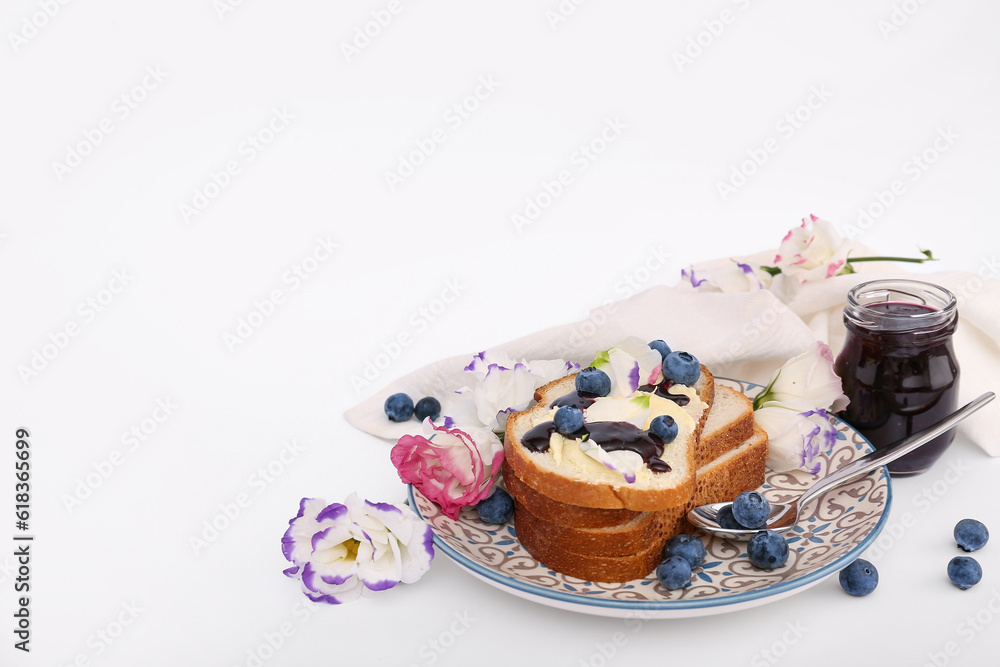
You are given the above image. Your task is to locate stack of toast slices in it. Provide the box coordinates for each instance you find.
[502,367,768,583]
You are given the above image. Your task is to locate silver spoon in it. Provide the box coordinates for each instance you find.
[687,392,995,540]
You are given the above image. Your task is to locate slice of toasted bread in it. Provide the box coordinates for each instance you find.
[503,366,715,511]
[511,424,769,582]
[695,385,754,468]
[502,385,753,529]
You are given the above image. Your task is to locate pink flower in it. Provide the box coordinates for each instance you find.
[390,420,503,520]
[773,215,854,283]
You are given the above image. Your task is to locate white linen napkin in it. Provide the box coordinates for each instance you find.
[345,270,1000,456]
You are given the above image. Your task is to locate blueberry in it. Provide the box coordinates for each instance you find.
[649,415,679,444]
[413,396,441,422]
[747,530,789,570]
[954,519,989,552]
[716,504,743,530]
[839,558,878,597]
[663,534,707,569]
[476,488,514,524]
[655,556,693,590]
[662,351,701,386]
[648,339,672,360]
[384,393,414,422]
[575,367,612,397]
[732,490,770,529]
[948,556,983,590]
[553,406,585,436]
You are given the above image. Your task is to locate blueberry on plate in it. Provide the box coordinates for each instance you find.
[662,351,701,386]
[663,534,707,569]
[954,519,989,552]
[732,490,770,529]
[747,530,789,570]
[716,504,742,530]
[413,396,441,422]
[575,367,612,397]
[655,556,693,590]
[649,415,679,444]
[384,392,414,422]
[553,406,585,436]
[648,339,671,360]
[476,488,514,524]
[948,556,983,590]
[839,558,878,596]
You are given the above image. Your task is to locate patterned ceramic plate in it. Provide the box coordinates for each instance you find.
[408,379,892,619]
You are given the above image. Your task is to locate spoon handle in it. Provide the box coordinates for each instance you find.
[795,392,995,510]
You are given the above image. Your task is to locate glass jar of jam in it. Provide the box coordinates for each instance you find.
[834,279,959,477]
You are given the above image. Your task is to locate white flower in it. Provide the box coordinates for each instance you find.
[680,259,773,293]
[773,215,854,284]
[281,494,434,604]
[756,404,839,473]
[590,337,663,397]
[754,341,850,413]
[458,352,578,432]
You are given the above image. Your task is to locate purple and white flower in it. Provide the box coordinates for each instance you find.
[680,258,773,293]
[590,337,663,397]
[755,404,839,474]
[281,493,433,604]
[458,351,578,432]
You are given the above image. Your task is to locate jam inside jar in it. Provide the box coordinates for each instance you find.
[833,279,959,477]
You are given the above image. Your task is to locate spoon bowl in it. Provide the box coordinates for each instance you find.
[687,392,995,540]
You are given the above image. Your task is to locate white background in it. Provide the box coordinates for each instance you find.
[3,0,999,665]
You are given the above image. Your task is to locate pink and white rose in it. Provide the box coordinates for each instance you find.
[390,419,504,520]
[773,215,854,284]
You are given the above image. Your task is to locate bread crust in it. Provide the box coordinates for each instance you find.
[503,367,715,511]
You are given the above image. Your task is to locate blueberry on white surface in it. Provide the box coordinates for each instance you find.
[839,558,878,597]
[413,396,441,422]
[954,519,989,552]
[384,392,414,422]
[948,556,982,590]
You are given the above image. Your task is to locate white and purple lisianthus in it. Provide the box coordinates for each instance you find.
[281,493,434,604]
[755,405,839,474]
[590,337,663,397]
[459,351,578,432]
[753,341,850,473]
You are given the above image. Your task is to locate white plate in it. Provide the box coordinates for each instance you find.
[408,379,892,619]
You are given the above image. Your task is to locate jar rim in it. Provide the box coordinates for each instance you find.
[845,279,957,331]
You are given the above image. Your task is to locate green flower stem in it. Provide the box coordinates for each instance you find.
[846,256,936,264]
